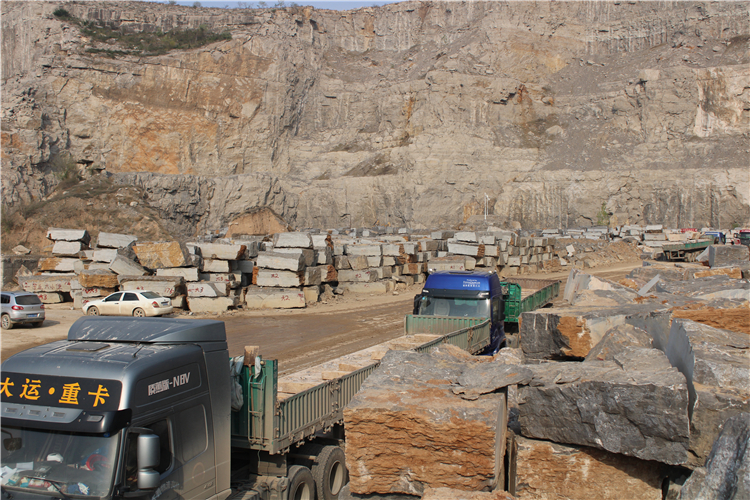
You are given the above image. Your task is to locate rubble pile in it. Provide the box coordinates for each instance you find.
[342,256,749,499]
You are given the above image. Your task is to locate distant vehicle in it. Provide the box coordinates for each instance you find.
[703,230,726,244]
[739,229,750,247]
[83,291,173,317]
[1,291,45,329]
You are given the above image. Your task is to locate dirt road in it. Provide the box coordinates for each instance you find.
[1,262,642,369]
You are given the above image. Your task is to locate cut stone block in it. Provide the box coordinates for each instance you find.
[340,281,393,294]
[187,281,231,297]
[119,277,184,298]
[201,259,231,273]
[78,270,119,289]
[39,257,79,273]
[156,267,200,281]
[20,276,78,293]
[303,285,320,304]
[186,296,238,313]
[418,240,439,252]
[274,248,316,267]
[347,255,368,270]
[519,304,666,360]
[36,291,65,304]
[400,263,424,275]
[273,232,313,249]
[455,231,478,243]
[338,269,377,282]
[366,255,382,267]
[46,228,90,244]
[427,257,466,272]
[256,269,304,287]
[421,488,514,500]
[515,437,664,500]
[109,255,147,276]
[665,319,750,468]
[316,247,333,265]
[195,242,247,261]
[430,230,454,240]
[304,266,322,286]
[256,251,305,272]
[448,242,485,257]
[244,287,306,309]
[584,324,653,362]
[171,294,187,309]
[345,244,382,256]
[52,240,84,256]
[708,245,749,268]
[345,349,507,495]
[198,273,240,285]
[679,413,750,500]
[97,232,137,248]
[133,241,189,269]
[518,348,690,465]
[82,287,116,298]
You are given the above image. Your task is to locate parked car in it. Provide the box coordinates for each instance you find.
[83,291,173,317]
[1,292,45,329]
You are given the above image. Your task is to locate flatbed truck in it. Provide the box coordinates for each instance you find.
[0,315,495,500]
[661,239,713,262]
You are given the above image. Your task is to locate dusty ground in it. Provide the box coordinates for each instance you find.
[0,261,643,369]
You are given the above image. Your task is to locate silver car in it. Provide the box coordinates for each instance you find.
[1,292,45,329]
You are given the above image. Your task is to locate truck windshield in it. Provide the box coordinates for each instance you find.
[1,426,120,498]
[418,297,490,318]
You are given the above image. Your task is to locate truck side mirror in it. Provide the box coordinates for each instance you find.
[137,434,160,490]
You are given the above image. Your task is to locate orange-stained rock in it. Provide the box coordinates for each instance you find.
[422,487,516,500]
[133,241,188,269]
[515,437,664,500]
[78,269,119,288]
[344,348,508,496]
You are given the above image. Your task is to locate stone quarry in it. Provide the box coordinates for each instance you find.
[340,243,749,499]
[2,1,749,234]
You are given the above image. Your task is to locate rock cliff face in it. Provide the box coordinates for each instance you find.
[2,1,749,233]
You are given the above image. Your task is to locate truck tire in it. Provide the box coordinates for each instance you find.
[1,314,13,330]
[312,445,347,500]
[287,465,314,500]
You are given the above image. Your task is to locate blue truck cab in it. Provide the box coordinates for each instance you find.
[413,270,506,354]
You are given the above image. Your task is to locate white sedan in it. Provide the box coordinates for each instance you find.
[83,291,174,317]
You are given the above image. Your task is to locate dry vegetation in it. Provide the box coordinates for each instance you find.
[1,176,174,254]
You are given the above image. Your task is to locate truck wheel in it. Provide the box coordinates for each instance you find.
[312,445,348,500]
[1,314,12,330]
[287,465,314,500]
[87,306,100,316]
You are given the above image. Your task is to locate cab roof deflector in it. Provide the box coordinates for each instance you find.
[67,316,227,343]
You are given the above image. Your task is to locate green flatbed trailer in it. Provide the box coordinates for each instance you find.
[662,239,712,262]
[231,317,491,456]
[499,277,561,323]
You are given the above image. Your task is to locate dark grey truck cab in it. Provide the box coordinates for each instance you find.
[1,317,232,500]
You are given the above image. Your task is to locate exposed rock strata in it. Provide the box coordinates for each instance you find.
[2,1,749,231]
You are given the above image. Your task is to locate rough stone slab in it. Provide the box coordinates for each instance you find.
[348,255,370,270]
[316,247,333,265]
[304,266,322,286]
[256,251,304,272]
[400,263,424,275]
[195,242,247,261]
[369,267,393,280]
[519,304,667,360]
[337,269,377,282]
[156,267,200,281]
[564,268,638,305]
[345,349,507,495]
[244,287,306,309]
[448,242,484,257]
[109,254,147,276]
[198,273,241,285]
[679,413,750,500]
[417,240,439,252]
[82,287,116,298]
[187,281,231,297]
[97,232,137,249]
[666,319,750,468]
[271,248,315,267]
[431,230,455,240]
[273,232,313,249]
[345,244,382,256]
[185,296,238,313]
[133,241,189,269]
[255,269,304,287]
[366,255,382,267]
[515,437,663,500]
[46,228,90,244]
[36,291,65,304]
[52,240,84,256]
[455,231,478,243]
[92,249,119,263]
[340,281,393,294]
[453,364,533,401]
[644,233,667,241]
[421,488,514,500]
[584,324,653,362]
[427,257,466,272]
[119,277,184,298]
[78,270,119,289]
[201,259,232,273]
[18,276,78,293]
[708,245,749,267]
[171,294,186,309]
[518,348,690,465]
[303,285,320,304]
[39,257,79,273]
